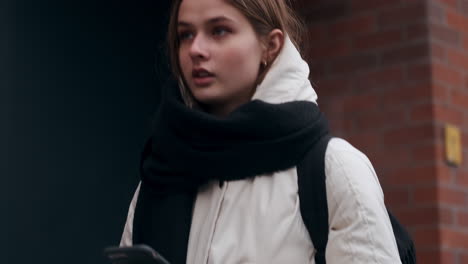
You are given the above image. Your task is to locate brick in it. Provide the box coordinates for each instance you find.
[410,102,433,122]
[341,93,380,113]
[446,48,468,69]
[463,36,468,50]
[298,1,349,23]
[438,0,458,9]
[461,132,468,157]
[416,249,439,264]
[381,43,429,65]
[455,170,468,188]
[430,42,446,61]
[297,3,468,258]
[461,131,468,144]
[314,78,353,98]
[309,62,326,78]
[354,108,407,131]
[456,210,468,228]
[394,206,438,226]
[446,9,468,34]
[407,63,432,82]
[308,40,352,60]
[388,207,410,223]
[352,111,384,131]
[413,185,438,205]
[464,115,468,132]
[432,63,463,87]
[354,65,405,89]
[350,0,402,13]
[353,29,403,50]
[432,83,449,102]
[461,253,468,264]
[327,114,355,133]
[328,14,377,37]
[379,2,427,29]
[321,98,345,116]
[437,163,452,184]
[307,24,328,42]
[428,2,444,23]
[410,143,444,163]
[413,227,440,247]
[439,185,467,206]
[406,23,429,41]
[451,89,468,108]
[434,123,446,140]
[384,123,435,146]
[347,131,381,151]
[372,145,412,169]
[384,187,410,208]
[462,0,468,15]
[385,165,437,186]
[387,164,451,186]
[430,23,461,46]
[440,249,456,264]
[326,117,349,133]
[441,227,468,248]
[439,206,456,225]
[329,54,377,75]
[434,104,464,124]
[382,82,432,106]
[354,143,376,158]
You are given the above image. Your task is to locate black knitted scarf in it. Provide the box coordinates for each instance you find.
[132,78,329,264]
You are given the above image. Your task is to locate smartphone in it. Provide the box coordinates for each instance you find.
[103,244,171,264]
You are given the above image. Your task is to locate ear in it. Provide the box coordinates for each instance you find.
[262,29,284,64]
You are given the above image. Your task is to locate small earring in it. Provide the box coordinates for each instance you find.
[262,60,268,67]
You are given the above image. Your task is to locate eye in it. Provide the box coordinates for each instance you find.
[212,26,230,37]
[178,30,194,41]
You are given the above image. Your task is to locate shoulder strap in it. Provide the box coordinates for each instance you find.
[297,134,332,264]
[388,210,417,264]
[298,135,417,264]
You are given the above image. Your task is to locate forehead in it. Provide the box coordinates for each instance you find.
[178,0,245,24]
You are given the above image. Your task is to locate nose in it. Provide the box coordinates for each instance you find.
[189,34,209,61]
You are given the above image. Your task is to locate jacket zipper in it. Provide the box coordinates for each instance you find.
[204,181,228,264]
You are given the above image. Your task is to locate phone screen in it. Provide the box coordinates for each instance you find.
[103,245,170,264]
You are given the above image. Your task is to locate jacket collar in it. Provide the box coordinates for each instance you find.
[252,36,318,104]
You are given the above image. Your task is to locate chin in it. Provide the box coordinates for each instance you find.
[194,96,225,107]
[191,89,225,105]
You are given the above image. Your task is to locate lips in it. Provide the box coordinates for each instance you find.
[192,68,215,87]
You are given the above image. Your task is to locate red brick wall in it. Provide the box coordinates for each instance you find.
[428,0,468,262]
[293,0,468,263]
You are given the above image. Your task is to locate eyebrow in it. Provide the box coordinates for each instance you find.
[178,16,235,27]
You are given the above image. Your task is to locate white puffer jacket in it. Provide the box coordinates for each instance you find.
[120,38,402,264]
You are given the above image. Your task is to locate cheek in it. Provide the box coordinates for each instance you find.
[220,45,262,81]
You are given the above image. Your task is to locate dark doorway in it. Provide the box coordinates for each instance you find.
[3,1,171,263]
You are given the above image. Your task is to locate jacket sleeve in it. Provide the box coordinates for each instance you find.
[119,182,141,247]
[324,139,401,263]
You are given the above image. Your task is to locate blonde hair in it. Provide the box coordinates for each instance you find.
[167,0,305,107]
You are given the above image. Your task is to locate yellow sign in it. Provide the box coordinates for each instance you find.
[445,124,462,166]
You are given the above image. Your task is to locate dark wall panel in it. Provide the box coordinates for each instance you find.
[3,1,171,263]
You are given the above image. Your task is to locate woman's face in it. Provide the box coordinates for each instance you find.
[177,0,265,116]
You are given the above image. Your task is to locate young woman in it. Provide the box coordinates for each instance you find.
[120,0,402,263]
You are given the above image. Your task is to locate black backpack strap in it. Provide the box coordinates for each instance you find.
[298,134,417,264]
[297,134,332,264]
[388,210,417,264]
